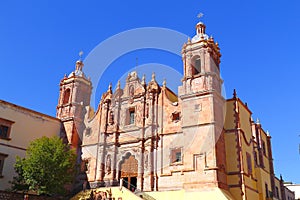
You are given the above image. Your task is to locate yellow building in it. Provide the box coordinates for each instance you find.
[224,92,294,200]
[0,100,62,190]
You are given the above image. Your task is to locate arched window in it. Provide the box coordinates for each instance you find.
[191,56,201,75]
[62,89,71,104]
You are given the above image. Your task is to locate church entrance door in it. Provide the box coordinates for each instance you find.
[120,155,138,191]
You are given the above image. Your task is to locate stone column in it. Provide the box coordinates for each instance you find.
[137,145,144,191]
[99,101,109,186]
[111,133,118,186]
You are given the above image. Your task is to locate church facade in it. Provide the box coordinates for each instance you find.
[56,21,294,200]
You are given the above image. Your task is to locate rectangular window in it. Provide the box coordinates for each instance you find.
[254,151,258,166]
[0,118,14,140]
[246,152,252,175]
[262,141,266,156]
[265,183,269,198]
[129,109,135,124]
[0,125,9,138]
[84,127,91,137]
[0,153,8,177]
[275,186,279,198]
[175,152,181,162]
[170,148,182,164]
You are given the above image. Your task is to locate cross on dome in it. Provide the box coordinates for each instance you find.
[79,51,84,61]
[197,12,204,20]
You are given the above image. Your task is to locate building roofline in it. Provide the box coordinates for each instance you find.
[0,99,61,122]
[226,97,253,114]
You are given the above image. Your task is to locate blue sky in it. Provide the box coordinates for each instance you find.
[1,1,300,183]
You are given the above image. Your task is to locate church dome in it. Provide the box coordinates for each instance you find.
[68,69,85,78]
[191,33,209,43]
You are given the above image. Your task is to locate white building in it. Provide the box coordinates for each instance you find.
[285,183,300,200]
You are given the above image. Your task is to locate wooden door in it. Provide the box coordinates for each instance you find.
[120,155,138,191]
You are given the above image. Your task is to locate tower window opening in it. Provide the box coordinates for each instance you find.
[62,89,71,104]
[191,56,201,75]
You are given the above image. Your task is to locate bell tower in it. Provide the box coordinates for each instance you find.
[56,56,92,149]
[178,19,227,189]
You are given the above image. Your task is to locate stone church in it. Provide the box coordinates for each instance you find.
[56,20,293,199]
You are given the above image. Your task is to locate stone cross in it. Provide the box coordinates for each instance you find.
[197,13,204,19]
[79,51,84,60]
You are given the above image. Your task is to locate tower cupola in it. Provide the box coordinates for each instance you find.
[196,22,206,34]
[192,22,209,42]
[68,51,86,78]
[75,60,84,71]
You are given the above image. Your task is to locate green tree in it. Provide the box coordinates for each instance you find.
[11,136,77,196]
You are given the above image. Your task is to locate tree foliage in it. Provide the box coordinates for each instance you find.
[11,136,77,196]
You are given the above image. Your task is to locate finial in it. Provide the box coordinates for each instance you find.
[76,51,84,71]
[163,79,166,87]
[126,72,131,81]
[117,80,121,89]
[233,89,237,98]
[108,82,112,92]
[151,72,156,81]
[256,118,260,124]
[79,51,84,61]
[188,37,191,43]
[266,130,270,136]
[142,74,146,85]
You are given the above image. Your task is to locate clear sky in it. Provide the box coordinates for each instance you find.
[1,0,300,183]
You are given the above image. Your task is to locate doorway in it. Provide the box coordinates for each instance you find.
[120,155,138,191]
